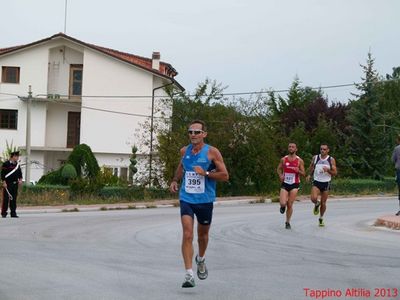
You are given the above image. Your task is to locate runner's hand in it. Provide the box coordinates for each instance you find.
[193,166,206,176]
[2,182,6,188]
[170,181,179,193]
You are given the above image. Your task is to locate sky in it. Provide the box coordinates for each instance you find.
[1,0,399,103]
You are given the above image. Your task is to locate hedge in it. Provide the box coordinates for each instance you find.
[16,178,398,206]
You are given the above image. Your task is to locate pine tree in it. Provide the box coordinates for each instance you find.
[345,52,388,178]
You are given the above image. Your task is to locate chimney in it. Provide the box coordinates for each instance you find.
[152,52,160,71]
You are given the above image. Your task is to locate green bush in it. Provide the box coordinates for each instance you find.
[61,163,77,180]
[17,178,398,206]
[99,186,145,200]
[67,144,100,178]
[298,177,396,196]
[99,168,126,187]
[69,176,105,196]
[37,169,66,185]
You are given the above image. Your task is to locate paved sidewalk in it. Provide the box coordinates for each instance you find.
[15,195,400,230]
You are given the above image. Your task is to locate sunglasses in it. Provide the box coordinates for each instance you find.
[320,148,328,151]
[188,130,204,135]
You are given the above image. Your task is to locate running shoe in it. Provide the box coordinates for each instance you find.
[285,222,291,229]
[195,255,208,280]
[396,210,400,216]
[280,206,286,214]
[182,273,195,288]
[319,218,325,227]
[313,201,320,215]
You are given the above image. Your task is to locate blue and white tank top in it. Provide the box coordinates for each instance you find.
[179,144,216,204]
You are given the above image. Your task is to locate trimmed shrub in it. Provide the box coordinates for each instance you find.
[61,163,77,180]
[38,169,66,185]
[67,144,100,178]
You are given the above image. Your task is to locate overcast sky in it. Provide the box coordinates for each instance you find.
[1,0,399,102]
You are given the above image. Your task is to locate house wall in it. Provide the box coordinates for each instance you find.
[43,150,70,173]
[47,46,83,97]
[80,48,171,155]
[45,102,81,148]
[0,44,50,154]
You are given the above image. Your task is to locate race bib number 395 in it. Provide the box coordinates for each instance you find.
[185,171,205,194]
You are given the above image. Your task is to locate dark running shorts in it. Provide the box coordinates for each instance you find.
[281,182,300,192]
[313,180,331,192]
[180,201,214,225]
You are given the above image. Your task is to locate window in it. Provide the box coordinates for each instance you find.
[120,167,128,181]
[2,66,20,83]
[69,64,83,98]
[0,109,18,129]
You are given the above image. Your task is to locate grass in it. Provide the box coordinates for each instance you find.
[249,198,266,204]
[61,208,79,213]
[99,205,137,211]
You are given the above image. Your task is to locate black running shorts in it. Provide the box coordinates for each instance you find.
[313,180,331,192]
[180,201,214,225]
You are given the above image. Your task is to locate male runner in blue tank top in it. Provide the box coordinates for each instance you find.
[170,120,229,288]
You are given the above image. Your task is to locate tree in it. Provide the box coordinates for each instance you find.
[344,52,388,178]
[265,78,349,169]
[129,145,138,184]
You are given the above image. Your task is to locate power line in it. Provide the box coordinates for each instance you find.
[3,77,399,100]
[5,77,400,120]
[29,77,400,99]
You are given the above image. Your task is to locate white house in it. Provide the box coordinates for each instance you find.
[0,33,183,183]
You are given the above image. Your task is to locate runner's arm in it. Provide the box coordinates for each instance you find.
[206,147,229,182]
[306,156,316,181]
[327,157,337,176]
[299,159,306,177]
[277,158,284,182]
[170,147,186,193]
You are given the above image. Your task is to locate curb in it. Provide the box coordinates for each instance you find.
[15,196,400,231]
[17,198,263,214]
[374,215,400,230]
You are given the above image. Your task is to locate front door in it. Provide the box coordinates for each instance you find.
[67,112,81,148]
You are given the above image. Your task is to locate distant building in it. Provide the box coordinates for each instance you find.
[0,33,183,182]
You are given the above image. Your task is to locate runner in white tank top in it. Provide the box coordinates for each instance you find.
[307,143,337,227]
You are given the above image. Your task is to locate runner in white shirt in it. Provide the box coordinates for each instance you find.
[306,144,337,227]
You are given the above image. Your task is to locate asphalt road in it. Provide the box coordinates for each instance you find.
[0,198,399,300]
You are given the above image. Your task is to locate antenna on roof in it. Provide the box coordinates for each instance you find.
[64,0,68,34]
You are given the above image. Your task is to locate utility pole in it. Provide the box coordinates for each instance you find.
[25,86,32,185]
[149,81,174,187]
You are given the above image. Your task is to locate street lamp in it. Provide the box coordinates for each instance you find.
[149,81,174,187]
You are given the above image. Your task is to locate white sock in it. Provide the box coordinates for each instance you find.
[198,256,205,262]
[186,269,194,276]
